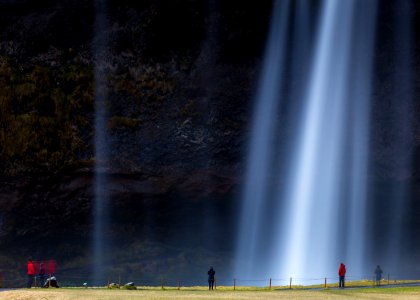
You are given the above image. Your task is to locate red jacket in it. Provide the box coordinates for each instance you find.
[338,263,346,277]
[27,261,35,275]
[47,260,57,274]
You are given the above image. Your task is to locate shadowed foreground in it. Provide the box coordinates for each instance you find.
[3,286,420,300]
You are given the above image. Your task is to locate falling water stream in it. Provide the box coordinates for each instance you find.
[235,0,378,282]
[234,0,291,278]
[93,0,109,285]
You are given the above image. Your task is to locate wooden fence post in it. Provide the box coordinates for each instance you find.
[289,277,292,289]
[234,278,236,290]
[324,277,327,288]
[269,278,272,290]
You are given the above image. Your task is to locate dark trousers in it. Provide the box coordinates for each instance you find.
[38,274,46,287]
[27,275,34,288]
[208,279,214,290]
[339,276,345,288]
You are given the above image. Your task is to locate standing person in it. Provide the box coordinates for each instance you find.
[0,271,4,288]
[207,267,215,290]
[47,260,57,277]
[38,263,46,287]
[374,265,383,286]
[338,263,346,288]
[27,259,36,288]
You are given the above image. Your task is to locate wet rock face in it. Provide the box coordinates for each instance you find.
[0,164,236,234]
[0,163,239,281]
[0,0,270,177]
[0,169,91,245]
[0,0,271,281]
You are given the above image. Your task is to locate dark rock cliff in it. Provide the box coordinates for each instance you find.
[1,0,420,285]
[0,0,273,283]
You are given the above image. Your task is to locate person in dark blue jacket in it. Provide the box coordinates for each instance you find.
[207,267,215,290]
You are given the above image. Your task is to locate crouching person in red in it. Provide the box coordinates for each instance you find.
[27,259,36,288]
[338,263,346,288]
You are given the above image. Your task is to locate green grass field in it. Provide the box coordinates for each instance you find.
[3,285,420,300]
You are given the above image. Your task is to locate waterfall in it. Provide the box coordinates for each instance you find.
[93,0,109,285]
[234,0,291,279]
[235,0,378,282]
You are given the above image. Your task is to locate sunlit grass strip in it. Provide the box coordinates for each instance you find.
[56,279,420,290]
[32,279,420,291]
[4,286,420,300]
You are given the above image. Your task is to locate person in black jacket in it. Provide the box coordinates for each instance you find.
[207,267,215,290]
[374,265,383,286]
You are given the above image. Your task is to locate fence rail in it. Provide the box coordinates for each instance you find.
[0,272,417,289]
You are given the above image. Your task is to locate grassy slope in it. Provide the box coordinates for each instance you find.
[3,286,420,300]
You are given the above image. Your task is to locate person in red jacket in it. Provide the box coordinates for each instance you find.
[338,263,346,288]
[27,259,36,288]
